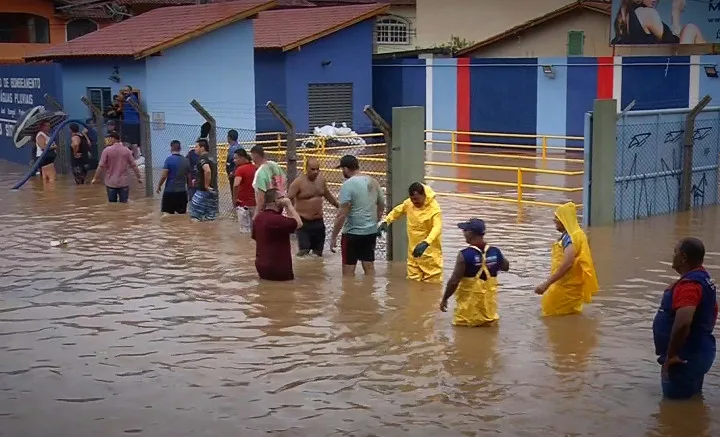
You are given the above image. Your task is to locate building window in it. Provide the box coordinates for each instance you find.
[375,15,410,45]
[87,87,112,113]
[0,13,50,43]
[66,19,99,41]
[567,31,584,56]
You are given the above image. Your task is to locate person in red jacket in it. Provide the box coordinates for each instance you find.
[252,189,302,281]
[232,148,257,233]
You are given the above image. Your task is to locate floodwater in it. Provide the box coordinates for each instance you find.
[1,161,719,437]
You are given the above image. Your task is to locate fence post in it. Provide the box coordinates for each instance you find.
[80,96,105,146]
[44,94,70,175]
[680,95,712,212]
[266,101,297,184]
[588,99,617,227]
[363,105,394,260]
[190,100,217,164]
[126,98,153,197]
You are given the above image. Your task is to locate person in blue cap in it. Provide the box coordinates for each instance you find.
[440,218,509,327]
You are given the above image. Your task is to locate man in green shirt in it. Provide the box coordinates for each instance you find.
[250,145,287,219]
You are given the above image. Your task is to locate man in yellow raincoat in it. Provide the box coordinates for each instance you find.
[378,183,442,282]
[439,219,510,326]
[534,201,599,316]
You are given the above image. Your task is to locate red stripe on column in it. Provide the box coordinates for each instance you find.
[456,57,471,146]
[596,56,613,99]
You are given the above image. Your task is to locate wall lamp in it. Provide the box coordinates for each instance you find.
[542,65,555,79]
[704,65,718,78]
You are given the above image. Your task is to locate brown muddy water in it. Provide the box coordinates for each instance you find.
[0,162,719,437]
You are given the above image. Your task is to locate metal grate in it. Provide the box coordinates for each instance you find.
[308,83,353,131]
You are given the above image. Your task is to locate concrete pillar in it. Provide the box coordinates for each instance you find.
[587,99,617,227]
[390,106,425,261]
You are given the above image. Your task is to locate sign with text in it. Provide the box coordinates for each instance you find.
[611,0,720,44]
[0,64,62,165]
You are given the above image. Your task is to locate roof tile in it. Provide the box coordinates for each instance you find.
[32,0,276,60]
[255,3,389,50]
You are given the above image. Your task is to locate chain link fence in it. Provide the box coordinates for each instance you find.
[615,116,720,221]
[292,132,389,259]
[117,105,391,259]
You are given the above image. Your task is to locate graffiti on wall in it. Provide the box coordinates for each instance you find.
[615,112,720,222]
[0,64,62,165]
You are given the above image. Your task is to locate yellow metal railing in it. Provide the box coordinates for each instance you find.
[424,129,584,162]
[212,129,584,207]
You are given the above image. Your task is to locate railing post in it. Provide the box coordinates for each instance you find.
[516,168,523,203]
[541,136,548,160]
[451,131,457,158]
[43,94,69,175]
[80,96,105,160]
[363,105,393,260]
[276,132,282,149]
[680,95,712,211]
[190,100,217,161]
[266,101,297,184]
[126,97,153,198]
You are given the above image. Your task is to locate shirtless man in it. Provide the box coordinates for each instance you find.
[287,157,339,257]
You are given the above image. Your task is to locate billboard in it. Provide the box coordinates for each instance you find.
[611,0,720,45]
[0,64,63,165]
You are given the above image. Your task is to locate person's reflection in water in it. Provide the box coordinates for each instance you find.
[440,325,502,404]
[648,398,711,437]
[543,315,598,391]
[334,276,382,341]
[250,282,299,339]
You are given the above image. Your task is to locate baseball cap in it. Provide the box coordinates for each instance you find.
[457,218,486,235]
[336,155,359,170]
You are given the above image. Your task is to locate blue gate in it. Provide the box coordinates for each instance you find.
[0,64,63,165]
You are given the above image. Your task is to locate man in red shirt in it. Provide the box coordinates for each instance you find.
[653,237,717,399]
[252,189,302,281]
[232,148,257,233]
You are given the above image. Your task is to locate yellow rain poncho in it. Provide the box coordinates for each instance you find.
[541,202,599,317]
[384,184,442,283]
[453,245,499,326]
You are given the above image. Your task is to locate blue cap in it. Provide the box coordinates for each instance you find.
[458,218,486,235]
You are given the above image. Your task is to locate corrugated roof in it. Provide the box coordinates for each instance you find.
[29,0,277,61]
[255,3,390,51]
[455,0,611,57]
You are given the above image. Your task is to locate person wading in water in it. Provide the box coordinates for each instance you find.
[440,219,510,327]
[653,237,717,399]
[287,157,339,257]
[534,201,598,316]
[69,123,91,184]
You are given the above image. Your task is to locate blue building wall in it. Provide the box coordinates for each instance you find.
[284,19,375,133]
[469,58,538,146]
[145,19,255,131]
[566,57,598,144]
[372,58,425,127]
[621,56,690,111]
[254,50,287,133]
[0,64,63,165]
[60,58,146,124]
[536,57,567,147]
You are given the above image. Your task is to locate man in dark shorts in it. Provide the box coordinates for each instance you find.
[329,155,385,276]
[287,157,338,257]
[156,140,191,214]
[69,123,91,184]
[252,189,302,281]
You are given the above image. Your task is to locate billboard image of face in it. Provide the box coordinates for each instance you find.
[611,0,714,45]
